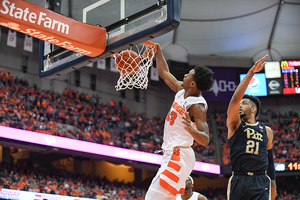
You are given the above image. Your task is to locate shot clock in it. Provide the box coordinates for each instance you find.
[287,162,300,171]
[280,60,300,95]
[275,162,300,172]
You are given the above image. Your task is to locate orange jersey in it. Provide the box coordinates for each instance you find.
[162,89,208,150]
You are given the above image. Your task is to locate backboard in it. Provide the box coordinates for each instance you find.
[38,0,180,79]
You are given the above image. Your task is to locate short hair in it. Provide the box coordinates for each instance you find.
[186,176,194,184]
[193,65,214,91]
[243,95,261,117]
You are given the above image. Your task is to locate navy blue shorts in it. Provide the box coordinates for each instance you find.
[227,174,271,200]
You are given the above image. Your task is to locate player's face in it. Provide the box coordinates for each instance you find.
[182,69,195,89]
[239,98,253,118]
[185,179,193,190]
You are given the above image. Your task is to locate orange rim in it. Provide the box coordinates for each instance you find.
[110,41,157,58]
[140,41,157,58]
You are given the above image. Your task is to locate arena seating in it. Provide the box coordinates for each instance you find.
[0,72,299,199]
[0,159,146,199]
[0,159,298,200]
[0,72,215,163]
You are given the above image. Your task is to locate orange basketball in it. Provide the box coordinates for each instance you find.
[116,50,140,75]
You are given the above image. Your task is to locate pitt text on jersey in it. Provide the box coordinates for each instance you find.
[244,127,263,155]
[245,128,263,141]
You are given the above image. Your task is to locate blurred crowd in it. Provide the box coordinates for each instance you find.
[0,159,229,200]
[0,71,300,199]
[0,72,214,163]
[0,159,146,199]
[0,159,299,200]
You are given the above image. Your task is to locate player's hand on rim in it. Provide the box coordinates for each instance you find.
[143,44,156,59]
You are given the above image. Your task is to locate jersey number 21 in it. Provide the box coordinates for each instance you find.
[246,140,259,155]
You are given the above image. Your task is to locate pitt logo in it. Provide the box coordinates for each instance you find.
[245,128,263,141]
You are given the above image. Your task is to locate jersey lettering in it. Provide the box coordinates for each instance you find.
[245,128,263,141]
[173,147,180,156]
[171,101,185,115]
[166,111,177,125]
[246,140,259,155]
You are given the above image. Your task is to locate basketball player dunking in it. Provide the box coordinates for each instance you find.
[145,44,214,200]
[226,55,277,200]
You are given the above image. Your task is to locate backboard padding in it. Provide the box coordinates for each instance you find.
[38,0,180,79]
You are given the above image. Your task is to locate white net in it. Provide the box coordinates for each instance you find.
[114,41,157,91]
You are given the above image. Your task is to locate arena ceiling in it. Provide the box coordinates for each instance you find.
[25,0,300,68]
[152,0,300,67]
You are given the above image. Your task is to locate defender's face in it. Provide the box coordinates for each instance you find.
[239,98,253,118]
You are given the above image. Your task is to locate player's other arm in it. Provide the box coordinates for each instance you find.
[226,55,268,138]
[183,103,209,147]
[155,43,183,93]
[266,126,277,200]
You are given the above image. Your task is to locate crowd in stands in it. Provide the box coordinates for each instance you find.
[0,72,214,163]
[0,159,146,199]
[275,176,300,200]
[0,159,299,200]
[0,72,299,199]
[266,110,300,164]
[0,159,232,200]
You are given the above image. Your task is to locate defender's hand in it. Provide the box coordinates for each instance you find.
[251,55,268,73]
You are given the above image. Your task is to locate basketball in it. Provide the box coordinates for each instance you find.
[115,50,140,75]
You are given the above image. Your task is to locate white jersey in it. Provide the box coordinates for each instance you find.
[176,192,201,200]
[162,89,208,150]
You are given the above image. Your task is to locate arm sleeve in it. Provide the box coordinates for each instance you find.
[267,148,276,180]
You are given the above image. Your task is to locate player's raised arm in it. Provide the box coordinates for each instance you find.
[227,55,268,138]
[155,43,183,92]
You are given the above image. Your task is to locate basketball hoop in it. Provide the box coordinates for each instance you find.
[113,41,157,91]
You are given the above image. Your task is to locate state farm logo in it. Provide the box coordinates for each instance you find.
[0,0,96,56]
[0,20,91,55]
[268,80,280,90]
[1,0,69,34]
[0,21,19,30]
[248,77,260,89]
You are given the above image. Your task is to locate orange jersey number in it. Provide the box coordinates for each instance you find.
[166,111,177,125]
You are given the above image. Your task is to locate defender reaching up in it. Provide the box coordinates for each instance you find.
[226,55,277,200]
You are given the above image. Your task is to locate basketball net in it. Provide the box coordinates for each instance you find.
[113,41,157,91]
